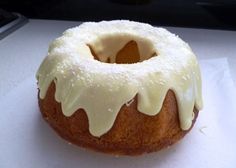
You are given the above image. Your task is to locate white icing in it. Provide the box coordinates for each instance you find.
[36,20,203,137]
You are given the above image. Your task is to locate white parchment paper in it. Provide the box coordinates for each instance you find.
[0,58,236,168]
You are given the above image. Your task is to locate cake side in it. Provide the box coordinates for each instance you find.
[38,82,198,155]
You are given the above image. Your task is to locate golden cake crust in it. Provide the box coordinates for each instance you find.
[38,82,198,155]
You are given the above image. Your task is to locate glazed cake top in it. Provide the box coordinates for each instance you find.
[37,20,203,137]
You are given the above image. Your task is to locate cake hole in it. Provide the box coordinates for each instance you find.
[116,41,140,64]
[87,35,157,64]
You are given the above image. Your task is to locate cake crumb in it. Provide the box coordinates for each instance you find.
[199,126,207,135]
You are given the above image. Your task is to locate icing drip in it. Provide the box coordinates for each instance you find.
[36,20,203,137]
